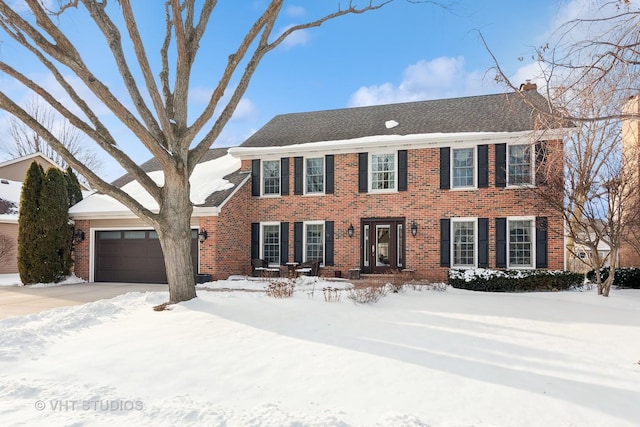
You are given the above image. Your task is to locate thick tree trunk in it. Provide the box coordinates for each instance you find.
[157,167,197,304]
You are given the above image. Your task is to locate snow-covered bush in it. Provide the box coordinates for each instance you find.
[448,269,583,292]
[347,285,388,304]
[322,287,342,302]
[266,279,295,298]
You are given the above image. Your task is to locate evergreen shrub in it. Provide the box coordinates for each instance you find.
[449,269,583,292]
[586,267,640,289]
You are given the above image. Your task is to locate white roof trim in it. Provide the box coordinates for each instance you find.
[0,152,60,170]
[228,129,571,159]
[0,216,18,224]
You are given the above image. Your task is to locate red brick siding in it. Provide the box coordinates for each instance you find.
[228,144,564,282]
[72,219,91,280]
[198,179,252,280]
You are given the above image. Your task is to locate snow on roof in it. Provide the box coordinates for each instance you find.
[70,153,241,217]
[229,130,552,159]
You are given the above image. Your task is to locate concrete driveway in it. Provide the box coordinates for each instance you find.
[0,283,168,320]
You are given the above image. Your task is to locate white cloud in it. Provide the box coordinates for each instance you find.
[232,98,257,121]
[348,56,500,107]
[285,5,306,18]
[277,25,311,49]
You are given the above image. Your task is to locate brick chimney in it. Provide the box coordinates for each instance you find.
[519,80,537,91]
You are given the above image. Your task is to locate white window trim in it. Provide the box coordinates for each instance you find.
[304,156,325,195]
[506,216,536,269]
[450,146,477,190]
[368,151,398,193]
[451,217,477,268]
[261,159,281,197]
[260,221,280,266]
[506,143,535,188]
[303,220,325,265]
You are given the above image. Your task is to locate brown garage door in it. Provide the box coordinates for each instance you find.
[95,229,198,283]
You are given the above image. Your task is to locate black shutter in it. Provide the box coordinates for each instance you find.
[536,217,548,268]
[280,157,289,195]
[251,160,260,196]
[294,157,303,195]
[325,221,334,266]
[440,218,451,267]
[496,217,507,268]
[478,145,489,188]
[358,153,368,193]
[325,155,335,194]
[280,222,289,264]
[294,222,303,263]
[535,141,547,186]
[478,218,489,267]
[251,223,260,259]
[440,147,450,190]
[398,150,408,191]
[495,144,506,187]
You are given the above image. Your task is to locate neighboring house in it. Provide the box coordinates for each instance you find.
[567,228,612,273]
[620,94,640,267]
[0,152,61,274]
[70,83,569,284]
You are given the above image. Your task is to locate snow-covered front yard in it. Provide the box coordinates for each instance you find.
[1,277,639,426]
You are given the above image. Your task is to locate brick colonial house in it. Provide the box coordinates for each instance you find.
[70,85,568,283]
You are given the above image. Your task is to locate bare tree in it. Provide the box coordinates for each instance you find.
[4,96,102,183]
[0,232,15,265]
[483,1,640,295]
[0,1,400,303]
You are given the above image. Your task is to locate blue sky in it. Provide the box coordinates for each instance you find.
[0,0,612,179]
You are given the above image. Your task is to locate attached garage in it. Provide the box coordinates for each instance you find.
[94,229,198,283]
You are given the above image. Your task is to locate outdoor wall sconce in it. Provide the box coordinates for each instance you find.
[73,229,85,244]
[410,221,418,237]
[348,224,355,238]
[198,230,208,243]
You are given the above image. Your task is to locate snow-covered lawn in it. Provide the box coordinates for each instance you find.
[1,279,639,426]
[0,273,85,287]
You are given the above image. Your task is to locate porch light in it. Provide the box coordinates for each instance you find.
[198,230,208,243]
[348,224,355,238]
[410,221,418,237]
[73,229,85,244]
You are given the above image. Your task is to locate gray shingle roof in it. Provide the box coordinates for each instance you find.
[241,90,559,148]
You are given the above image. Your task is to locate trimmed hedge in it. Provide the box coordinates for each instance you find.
[449,269,584,292]
[586,267,640,289]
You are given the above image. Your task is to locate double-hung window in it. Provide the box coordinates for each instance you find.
[452,219,476,267]
[261,223,280,265]
[370,153,396,191]
[508,218,534,268]
[452,148,475,188]
[262,160,280,195]
[508,144,533,186]
[304,222,324,263]
[305,157,324,194]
